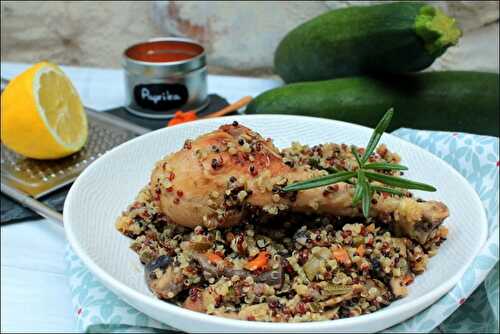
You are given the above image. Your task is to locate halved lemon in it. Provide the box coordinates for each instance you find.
[1,61,88,159]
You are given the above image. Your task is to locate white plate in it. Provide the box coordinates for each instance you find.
[64,115,488,333]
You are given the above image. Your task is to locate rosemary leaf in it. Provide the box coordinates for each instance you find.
[352,171,365,205]
[361,108,394,163]
[283,171,356,192]
[361,182,371,218]
[351,145,363,168]
[371,185,407,196]
[364,162,408,171]
[321,166,355,185]
[325,167,340,174]
[365,171,436,191]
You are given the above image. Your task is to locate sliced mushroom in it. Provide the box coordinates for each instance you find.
[189,252,221,279]
[293,228,309,246]
[190,252,284,288]
[144,255,184,299]
[255,268,284,288]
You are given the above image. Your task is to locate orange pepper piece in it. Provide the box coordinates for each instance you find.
[244,251,269,271]
[206,251,223,264]
[167,111,198,126]
[333,247,352,266]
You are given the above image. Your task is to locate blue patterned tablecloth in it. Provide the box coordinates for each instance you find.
[66,129,499,333]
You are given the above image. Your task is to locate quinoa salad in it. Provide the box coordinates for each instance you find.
[116,124,449,323]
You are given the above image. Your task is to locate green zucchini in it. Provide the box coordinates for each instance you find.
[274,2,462,83]
[245,71,499,137]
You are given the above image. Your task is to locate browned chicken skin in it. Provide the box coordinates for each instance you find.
[150,122,448,243]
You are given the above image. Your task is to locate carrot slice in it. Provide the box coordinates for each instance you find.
[245,251,269,271]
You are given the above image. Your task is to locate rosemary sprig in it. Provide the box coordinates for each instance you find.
[282,108,437,217]
[282,171,356,192]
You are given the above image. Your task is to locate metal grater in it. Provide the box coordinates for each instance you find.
[1,109,147,198]
[1,108,149,223]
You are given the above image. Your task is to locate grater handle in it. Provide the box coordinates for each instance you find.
[1,183,64,225]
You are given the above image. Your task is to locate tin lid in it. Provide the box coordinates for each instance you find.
[123,38,206,77]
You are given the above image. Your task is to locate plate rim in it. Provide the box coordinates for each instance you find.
[64,114,489,331]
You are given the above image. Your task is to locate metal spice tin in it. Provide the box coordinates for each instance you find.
[123,38,208,119]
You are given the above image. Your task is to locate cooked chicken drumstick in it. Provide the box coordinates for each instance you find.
[150,122,448,243]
